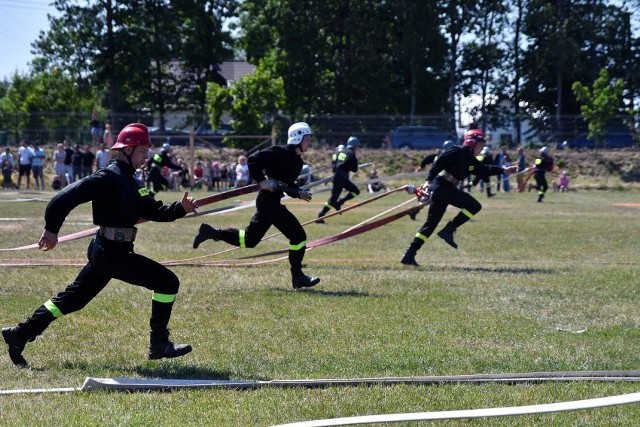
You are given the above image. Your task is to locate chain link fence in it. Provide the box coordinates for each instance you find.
[1,111,638,149]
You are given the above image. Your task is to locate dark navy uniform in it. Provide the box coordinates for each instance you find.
[317,145,360,220]
[147,150,181,195]
[3,158,190,365]
[471,153,496,197]
[401,144,505,264]
[534,152,554,202]
[202,145,309,272]
[193,121,319,289]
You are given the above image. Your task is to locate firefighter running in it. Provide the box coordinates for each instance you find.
[1,123,199,367]
[192,122,320,289]
[316,136,361,223]
[533,146,554,202]
[147,142,182,196]
[400,129,517,267]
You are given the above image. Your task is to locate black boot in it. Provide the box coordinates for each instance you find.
[400,250,419,266]
[400,240,423,266]
[193,223,221,248]
[537,194,544,202]
[291,269,320,289]
[437,225,458,249]
[487,187,495,198]
[408,207,418,221]
[148,299,191,359]
[148,329,192,360]
[2,327,32,367]
[316,206,329,224]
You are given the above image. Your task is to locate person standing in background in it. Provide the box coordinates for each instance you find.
[516,147,527,192]
[17,139,35,190]
[95,142,111,170]
[1,147,14,190]
[90,111,101,146]
[235,155,250,187]
[102,123,113,149]
[63,139,74,185]
[31,142,46,191]
[82,145,95,177]
[71,144,84,182]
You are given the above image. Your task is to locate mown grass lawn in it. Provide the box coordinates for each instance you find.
[0,185,639,426]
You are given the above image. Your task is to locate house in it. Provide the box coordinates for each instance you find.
[156,60,255,129]
[468,98,535,147]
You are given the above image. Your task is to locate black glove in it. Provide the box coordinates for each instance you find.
[298,189,312,202]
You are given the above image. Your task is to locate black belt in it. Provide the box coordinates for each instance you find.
[98,226,137,242]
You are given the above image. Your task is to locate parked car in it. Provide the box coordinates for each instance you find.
[568,126,635,149]
[147,126,187,147]
[389,126,457,150]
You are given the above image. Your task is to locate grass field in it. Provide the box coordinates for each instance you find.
[0,183,639,426]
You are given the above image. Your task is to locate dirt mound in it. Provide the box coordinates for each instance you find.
[181,146,640,190]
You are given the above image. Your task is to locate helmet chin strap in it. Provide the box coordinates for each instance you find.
[123,146,138,171]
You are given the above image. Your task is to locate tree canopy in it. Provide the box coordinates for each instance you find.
[0,0,638,144]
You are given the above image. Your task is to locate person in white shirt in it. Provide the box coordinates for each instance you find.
[235,155,250,187]
[31,142,46,190]
[95,142,111,170]
[17,140,35,189]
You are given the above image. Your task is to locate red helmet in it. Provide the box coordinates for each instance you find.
[112,123,152,149]
[463,129,486,147]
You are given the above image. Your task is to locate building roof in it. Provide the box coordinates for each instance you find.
[218,61,255,83]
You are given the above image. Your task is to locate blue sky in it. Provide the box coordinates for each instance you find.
[0,0,57,80]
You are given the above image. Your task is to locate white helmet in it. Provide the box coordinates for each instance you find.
[481,146,492,155]
[540,146,550,155]
[161,142,172,152]
[442,140,455,150]
[287,122,312,145]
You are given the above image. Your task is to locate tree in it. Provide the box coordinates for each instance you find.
[439,0,477,132]
[174,0,238,122]
[0,70,97,143]
[239,0,447,116]
[33,0,236,130]
[206,54,285,149]
[459,0,509,133]
[572,68,625,147]
[522,0,632,128]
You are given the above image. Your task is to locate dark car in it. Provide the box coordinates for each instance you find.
[175,124,231,147]
[389,126,457,150]
[147,127,187,147]
[568,126,635,149]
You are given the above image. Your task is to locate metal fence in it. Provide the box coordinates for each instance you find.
[1,111,638,149]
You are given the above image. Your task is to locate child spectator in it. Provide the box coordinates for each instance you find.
[556,171,570,192]
[209,160,221,191]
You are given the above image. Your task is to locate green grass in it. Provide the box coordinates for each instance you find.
[1,185,640,426]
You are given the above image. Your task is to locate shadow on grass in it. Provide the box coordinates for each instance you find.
[451,266,559,274]
[60,361,233,380]
[269,288,370,297]
[134,364,233,380]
